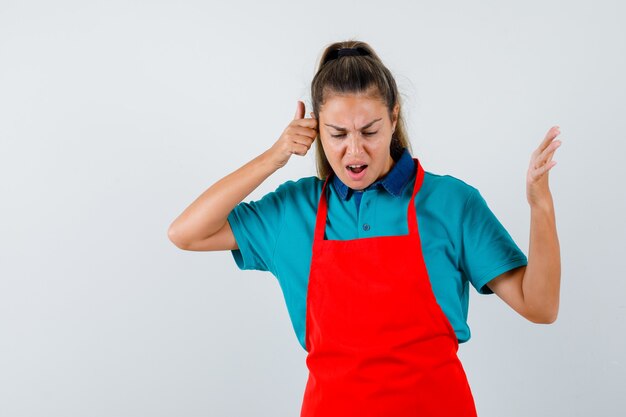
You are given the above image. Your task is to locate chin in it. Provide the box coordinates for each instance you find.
[348,178,374,191]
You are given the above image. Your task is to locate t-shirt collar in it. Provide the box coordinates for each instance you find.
[331,148,414,200]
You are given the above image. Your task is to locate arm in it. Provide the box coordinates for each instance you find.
[167,151,279,251]
[487,126,562,324]
[167,100,318,251]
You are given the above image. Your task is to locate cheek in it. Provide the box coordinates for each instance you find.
[323,139,345,154]
[320,140,340,162]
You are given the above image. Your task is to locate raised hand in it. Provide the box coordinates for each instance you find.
[527,126,562,207]
[266,100,319,169]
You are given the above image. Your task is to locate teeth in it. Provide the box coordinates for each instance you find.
[348,164,365,168]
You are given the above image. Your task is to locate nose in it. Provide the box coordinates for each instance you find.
[347,134,364,155]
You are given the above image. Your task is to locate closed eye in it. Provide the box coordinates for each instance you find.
[331,131,378,138]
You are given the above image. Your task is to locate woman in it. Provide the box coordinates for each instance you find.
[168,40,562,417]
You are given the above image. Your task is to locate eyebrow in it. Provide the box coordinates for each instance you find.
[324,118,382,131]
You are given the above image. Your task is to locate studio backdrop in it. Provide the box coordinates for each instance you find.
[1,1,624,416]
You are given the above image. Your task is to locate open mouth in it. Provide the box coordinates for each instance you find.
[347,164,368,173]
[346,164,368,180]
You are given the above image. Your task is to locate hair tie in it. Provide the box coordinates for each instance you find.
[338,48,362,57]
[325,47,368,64]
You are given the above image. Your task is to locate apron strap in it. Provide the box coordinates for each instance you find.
[407,158,424,235]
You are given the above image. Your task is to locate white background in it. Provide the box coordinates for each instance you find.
[1,0,625,416]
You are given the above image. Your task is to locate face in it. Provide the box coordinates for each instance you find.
[318,93,399,190]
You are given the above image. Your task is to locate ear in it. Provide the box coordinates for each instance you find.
[392,103,400,131]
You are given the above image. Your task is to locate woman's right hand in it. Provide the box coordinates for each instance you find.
[266,100,319,169]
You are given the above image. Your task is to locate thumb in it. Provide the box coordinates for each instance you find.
[294,100,305,120]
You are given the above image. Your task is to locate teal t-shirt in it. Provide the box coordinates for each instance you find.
[227,149,528,351]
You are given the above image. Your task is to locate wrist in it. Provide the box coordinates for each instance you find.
[257,149,282,173]
[529,197,554,214]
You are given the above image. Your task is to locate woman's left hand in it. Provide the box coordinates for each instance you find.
[527,126,562,208]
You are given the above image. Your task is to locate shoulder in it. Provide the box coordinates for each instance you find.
[276,175,322,192]
[275,175,322,197]
[272,175,324,208]
[420,169,479,207]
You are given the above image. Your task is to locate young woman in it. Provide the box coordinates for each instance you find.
[168,40,561,417]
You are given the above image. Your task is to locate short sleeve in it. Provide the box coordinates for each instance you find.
[460,188,528,295]
[226,184,286,272]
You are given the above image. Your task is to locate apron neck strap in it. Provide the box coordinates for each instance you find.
[407,158,424,235]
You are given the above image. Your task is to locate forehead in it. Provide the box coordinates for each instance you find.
[320,94,386,122]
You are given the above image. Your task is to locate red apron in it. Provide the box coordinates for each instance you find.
[300,158,478,417]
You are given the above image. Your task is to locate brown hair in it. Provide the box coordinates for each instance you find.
[311,39,413,179]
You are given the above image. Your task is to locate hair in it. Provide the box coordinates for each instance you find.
[311,39,413,179]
